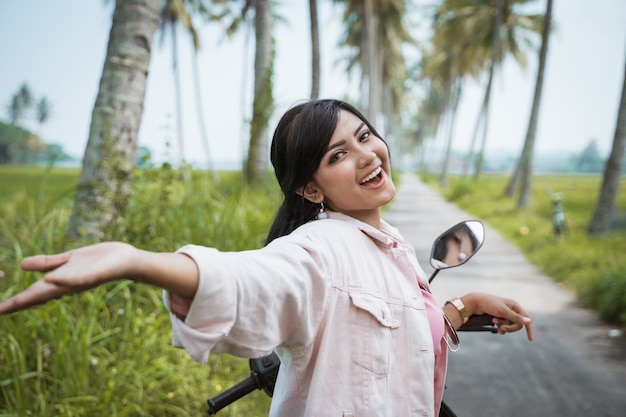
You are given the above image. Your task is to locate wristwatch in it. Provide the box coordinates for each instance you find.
[446,297,469,324]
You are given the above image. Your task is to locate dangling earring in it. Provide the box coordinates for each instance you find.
[316,201,328,220]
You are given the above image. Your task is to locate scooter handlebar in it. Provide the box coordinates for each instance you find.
[207,352,280,415]
[207,374,260,414]
[458,314,498,333]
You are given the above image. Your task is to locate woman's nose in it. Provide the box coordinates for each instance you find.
[357,144,377,167]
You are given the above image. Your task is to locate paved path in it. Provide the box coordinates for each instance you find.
[383,173,626,417]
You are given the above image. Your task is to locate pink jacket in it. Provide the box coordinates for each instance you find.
[165,211,448,416]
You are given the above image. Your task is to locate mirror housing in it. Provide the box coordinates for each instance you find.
[430,221,484,271]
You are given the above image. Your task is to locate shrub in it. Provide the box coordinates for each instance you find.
[0,166,275,416]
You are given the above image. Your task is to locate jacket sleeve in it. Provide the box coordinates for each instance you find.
[163,232,331,363]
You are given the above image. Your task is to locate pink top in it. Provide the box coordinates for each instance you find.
[422,288,445,356]
[165,211,449,416]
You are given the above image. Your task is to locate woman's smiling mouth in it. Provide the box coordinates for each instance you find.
[360,166,383,185]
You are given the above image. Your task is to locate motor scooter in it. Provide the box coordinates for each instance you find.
[206,220,497,416]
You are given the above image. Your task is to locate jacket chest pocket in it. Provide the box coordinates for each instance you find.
[349,292,401,375]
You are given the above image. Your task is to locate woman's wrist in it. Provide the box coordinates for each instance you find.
[460,293,482,316]
[443,302,462,330]
[445,297,469,325]
[443,293,481,330]
[132,250,199,299]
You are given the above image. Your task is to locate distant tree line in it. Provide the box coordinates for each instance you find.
[1,82,155,166]
[1,83,73,165]
[0,121,67,165]
[0,120,154,167]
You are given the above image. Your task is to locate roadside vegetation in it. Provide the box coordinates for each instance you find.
[0,165,274,416]
[420,172,626,328]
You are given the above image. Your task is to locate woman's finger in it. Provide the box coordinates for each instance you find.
[0,279,72,314]
[492,304,534,341]
[21,252,71,273]
[507,302,534,341]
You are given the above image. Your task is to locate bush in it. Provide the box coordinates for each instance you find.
[0,166,275,416]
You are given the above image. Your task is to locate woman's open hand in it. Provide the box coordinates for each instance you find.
[0,242,138,315]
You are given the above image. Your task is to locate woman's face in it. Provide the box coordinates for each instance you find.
[304,109,396,228]
[441,230,474,266]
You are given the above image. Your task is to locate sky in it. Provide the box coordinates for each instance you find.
[0,0,625,168]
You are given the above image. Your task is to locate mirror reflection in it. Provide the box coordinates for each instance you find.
[430,221,485,270]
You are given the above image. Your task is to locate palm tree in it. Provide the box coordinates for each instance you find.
[159,0,216,175]
[505,0,553,208]
[244,0,274,184]
[421,1,491,185]
[18,83,34,111]
[8,94,26,125]
[467,0,503,180]
[337,0,416,133]
[432,0,543,179]
[420,42,464,187]
[209,0,274,184]
[413,82,447,170]
[335,0,381,123]
[161,0,187,169]
[191,47,216,175]
[588,44,626,235]
[379,0,417,155]
[309,0,321,99]
[35,97,52,126]
[7,83,34,124]
[66,0,160,241]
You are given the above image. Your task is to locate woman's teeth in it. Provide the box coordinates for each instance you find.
[361,167,382,184]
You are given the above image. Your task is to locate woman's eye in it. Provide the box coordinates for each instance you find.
[329,151,345,163]
[359,131,370,141]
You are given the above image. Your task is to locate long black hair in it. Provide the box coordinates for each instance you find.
[265,99,383,244]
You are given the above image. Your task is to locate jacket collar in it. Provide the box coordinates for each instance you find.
[325,211,402,249]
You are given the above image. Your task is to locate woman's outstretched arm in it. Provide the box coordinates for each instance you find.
[0,242,199,315]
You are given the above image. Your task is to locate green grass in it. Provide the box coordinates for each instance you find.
[421,172,626,326]
[0,165,275,416]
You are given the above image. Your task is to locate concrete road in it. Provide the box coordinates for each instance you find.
[383,173,626,417]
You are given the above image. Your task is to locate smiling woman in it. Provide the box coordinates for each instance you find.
[295,107,396,231]
[0,99,533,417]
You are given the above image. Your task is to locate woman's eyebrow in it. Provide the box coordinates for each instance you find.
[353,122,366,137]
[325,140,346,153]
[323,122,366,153]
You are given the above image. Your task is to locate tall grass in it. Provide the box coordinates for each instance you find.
[421,173,626,326]
[0,166,275,416]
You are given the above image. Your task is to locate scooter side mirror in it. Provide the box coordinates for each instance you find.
[430,220,484,272]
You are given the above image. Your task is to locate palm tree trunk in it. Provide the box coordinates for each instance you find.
[462,74,489,177]
[514,0,553,209]
[309,0,320,99]
[66,0,160,241]
[472,63,494,181]
[362,0,380,123]
[244,0,274,184]
[192,50,215,176]
[463,65,495,179]
[473,0,503,181]
[588,44,626,235]
[439,81,462,188]
[171,24,190,181]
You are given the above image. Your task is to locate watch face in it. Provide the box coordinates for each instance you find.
[448,298,468,323]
